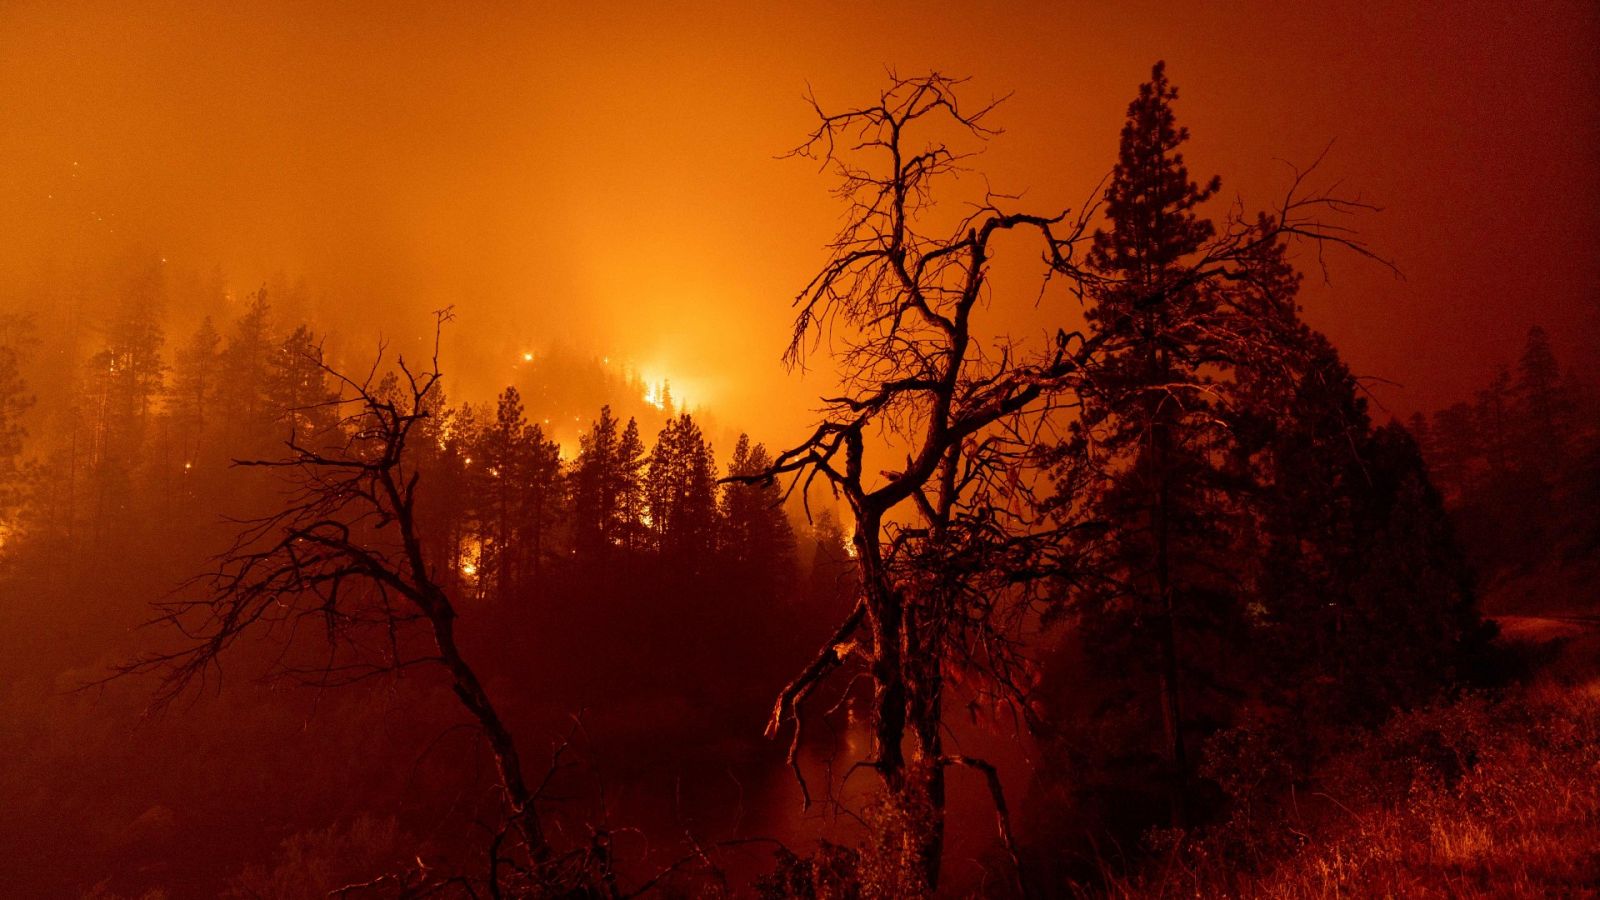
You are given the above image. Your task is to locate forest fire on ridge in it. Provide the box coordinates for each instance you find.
[1,3,1597,899]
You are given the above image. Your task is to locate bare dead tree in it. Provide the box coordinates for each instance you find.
[737,72,1394,897]
[723,73,1109,895]
[118,310,610,898]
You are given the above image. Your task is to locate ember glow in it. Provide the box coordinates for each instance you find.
[1,4,1596,898]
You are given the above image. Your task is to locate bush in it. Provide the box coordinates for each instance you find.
[1107,677,1600,897]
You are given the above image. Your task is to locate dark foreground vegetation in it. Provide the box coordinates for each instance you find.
[1,64,1597,898]
[1090,618,1600,898]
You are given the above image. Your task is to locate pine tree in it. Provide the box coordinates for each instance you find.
[168,316,221,471]
[474,387,532,601]
[1514,325,1573,476]
[569,405,622,561]
[523,424,563,580]
[1069,61,1231,815]
[1475,367,1516,480]
[411,387,474,600]
[645,413,718,571]
[1428,401,1480,498]
[219,286,275,458]
[1235,325,1485,731]
[437,399,484,597]
[84,274,167,541]
[722,434,799,598]
[0,314,35,539]
[266,323,337,448]
[615,417,648,557]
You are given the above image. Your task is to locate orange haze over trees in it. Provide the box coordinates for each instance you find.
[2,2,1596,433]
[0,3,1598,898]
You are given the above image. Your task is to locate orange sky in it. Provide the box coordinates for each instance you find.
[3,1,1596,442]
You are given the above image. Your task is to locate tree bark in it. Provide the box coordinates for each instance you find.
[428,599,549,861]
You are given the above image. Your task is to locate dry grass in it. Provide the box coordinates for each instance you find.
[1100,626,1600,899]
[1236,691,1600,897]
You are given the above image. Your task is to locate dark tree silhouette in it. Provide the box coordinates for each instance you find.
[470,386,564,600]
[1235,324,1484,716]
[1073,61,1229,817]
[167,316,220,476]
[1020,66,1489,866]
[614,416,648,558]
[722,434,799,600]
[267,323,339,445]
[742,68,1395,893]
[83,275,166,544]
[1513,325,1577,479]
[409,382,475,602]
[1417,323,1600,603]
[646,412,719,572]
[218,286,275,458]
[119,314,610,896]
[569,404,626,565]
[0,313,34,533]
[737,72,1102,894]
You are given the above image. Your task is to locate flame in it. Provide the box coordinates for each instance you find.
[643,381,668,411]
[458,537,483,580]
[633,364,708,413]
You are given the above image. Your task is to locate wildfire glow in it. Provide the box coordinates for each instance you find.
[643,381,668,410]
[632,362,710,413]
[458,538,483,580]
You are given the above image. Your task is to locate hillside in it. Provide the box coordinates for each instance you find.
[1098,616,1600,898]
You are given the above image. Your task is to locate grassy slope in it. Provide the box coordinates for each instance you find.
[1101,618,1600,899]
